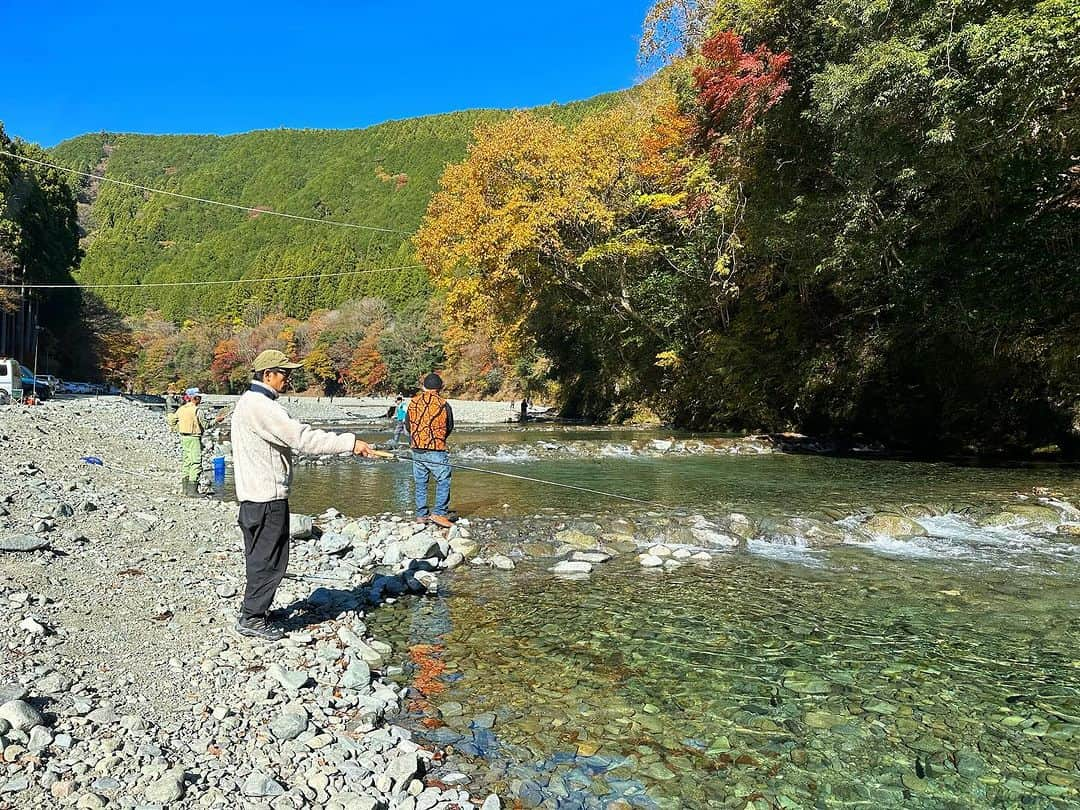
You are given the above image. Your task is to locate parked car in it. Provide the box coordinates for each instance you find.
[19,365,51,400]
[36,374,61,391]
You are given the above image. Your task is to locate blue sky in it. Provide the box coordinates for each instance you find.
[2,1,656,147]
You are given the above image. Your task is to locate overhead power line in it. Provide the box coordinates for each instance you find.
[0,265,426,290]
[0,150,412,235]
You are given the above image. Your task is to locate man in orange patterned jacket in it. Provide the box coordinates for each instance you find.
[405,373,455,528]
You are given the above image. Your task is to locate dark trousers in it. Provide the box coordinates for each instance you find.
[238,499,290,619]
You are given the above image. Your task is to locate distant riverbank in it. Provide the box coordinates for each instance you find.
[198,393,528,425]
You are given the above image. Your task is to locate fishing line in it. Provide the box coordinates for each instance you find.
[0,151,411,234]
[375,450,669,509]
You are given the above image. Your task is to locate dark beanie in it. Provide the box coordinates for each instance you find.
[423,373,444,390]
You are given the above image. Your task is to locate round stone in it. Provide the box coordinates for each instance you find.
[0,700,44,732]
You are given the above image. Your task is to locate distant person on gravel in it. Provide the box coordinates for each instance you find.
[405,373,455,528]
[231,349,376,642]
[174,388,205,496]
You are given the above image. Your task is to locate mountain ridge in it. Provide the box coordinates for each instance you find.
[49,88,635,321]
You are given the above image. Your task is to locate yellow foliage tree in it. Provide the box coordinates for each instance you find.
[415,105,661,378]
[303,346,336,387]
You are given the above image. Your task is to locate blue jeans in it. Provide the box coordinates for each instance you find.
[412,450,451,517]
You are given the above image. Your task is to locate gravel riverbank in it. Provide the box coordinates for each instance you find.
[0,398,499,810]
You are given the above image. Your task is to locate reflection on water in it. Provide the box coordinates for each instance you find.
[371,549,1080,808]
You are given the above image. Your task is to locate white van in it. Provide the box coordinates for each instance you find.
[0,357,23,404]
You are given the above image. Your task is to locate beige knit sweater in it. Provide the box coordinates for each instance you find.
[230,383,355,502]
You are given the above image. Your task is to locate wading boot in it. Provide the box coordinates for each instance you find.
[234,615,284,642]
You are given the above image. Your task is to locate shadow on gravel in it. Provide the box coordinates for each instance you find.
[275,561,439,632]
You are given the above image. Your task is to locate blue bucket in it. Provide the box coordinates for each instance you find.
[212,455,226,483]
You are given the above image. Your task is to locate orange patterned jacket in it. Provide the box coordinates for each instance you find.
[405,391,454,451]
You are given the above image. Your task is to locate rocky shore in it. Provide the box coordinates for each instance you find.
[0,398,499,810]
[3,399,1078,810]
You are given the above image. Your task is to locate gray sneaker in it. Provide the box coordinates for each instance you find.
[235,616,284,642]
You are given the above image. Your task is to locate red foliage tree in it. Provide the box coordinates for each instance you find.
[693,31,791,136]
[210,338,243,389]
[345,339,388,393]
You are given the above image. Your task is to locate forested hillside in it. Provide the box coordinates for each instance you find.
[419,0,1079,454]
[0,125,82,372]
[51,94,627,322]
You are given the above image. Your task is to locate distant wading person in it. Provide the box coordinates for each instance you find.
[405,373,454,528]
[231,349,375,641]
[393,395,409,446]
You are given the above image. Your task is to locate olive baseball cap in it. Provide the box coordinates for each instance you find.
[252,349,304,373]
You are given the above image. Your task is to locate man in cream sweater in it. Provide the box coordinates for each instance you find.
[231,349,375,641]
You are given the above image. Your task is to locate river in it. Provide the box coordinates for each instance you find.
[245,426,1080,808]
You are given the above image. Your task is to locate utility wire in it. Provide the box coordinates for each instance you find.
[0,150,412,235]
[0,265,425,289]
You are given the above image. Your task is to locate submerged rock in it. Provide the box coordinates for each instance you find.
[572,551,612,563]
[689,519,742,548]
[1005,503,1063,524]
[860,513,927,538]
[549,560,593,575]
[722,513,758,539]
[554,529,598,550]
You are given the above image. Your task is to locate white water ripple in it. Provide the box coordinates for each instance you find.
[840,512,1078,568]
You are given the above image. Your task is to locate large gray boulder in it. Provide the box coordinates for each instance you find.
[144,769,186,804]
[0,700,44,731]
[289,514,314,539]
[401,535,444,561]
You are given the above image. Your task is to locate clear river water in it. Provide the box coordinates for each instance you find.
[252,426,1080,808]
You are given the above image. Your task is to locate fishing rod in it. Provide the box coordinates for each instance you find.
[368,449,668,509]
[284,571,353,585]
